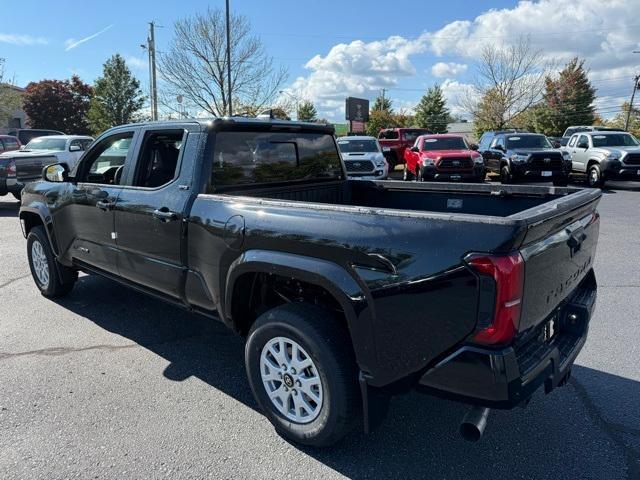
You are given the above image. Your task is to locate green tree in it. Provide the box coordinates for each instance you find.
[608,102,640,137]
[365,109,395,136]
[23,76,92,134]
[536,57,596,136]
[297,100,318,122]
[371,95,393,113]
[0,59,21,128]
[414,84,450,133]
[88,54,145,135]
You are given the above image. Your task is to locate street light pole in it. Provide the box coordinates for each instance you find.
[225,0,233,117]
[148,22,158,121]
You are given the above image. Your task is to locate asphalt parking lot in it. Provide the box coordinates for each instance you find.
[1,179,639,480]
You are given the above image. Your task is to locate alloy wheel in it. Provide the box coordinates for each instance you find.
[260,336,324,423]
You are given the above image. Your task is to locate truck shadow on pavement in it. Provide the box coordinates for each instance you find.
[55,274,639,480]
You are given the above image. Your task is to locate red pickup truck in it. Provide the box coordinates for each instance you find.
[403,134,485,182]
[378,128,431,170]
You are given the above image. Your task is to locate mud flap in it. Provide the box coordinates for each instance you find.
[359,372,391,434]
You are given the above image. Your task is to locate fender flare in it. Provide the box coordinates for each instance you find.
[19,205,59,256]
[224,249,375,371]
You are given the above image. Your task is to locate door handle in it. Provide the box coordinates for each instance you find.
[96,199,115,211]
[153,208,178,222]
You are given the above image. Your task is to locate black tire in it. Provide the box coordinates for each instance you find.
[587,164,604,188]
[500,165,513,184]
[11,191,21,201]
[386,155,397,172]
[27,226,77,297]
[245,303,360,447]
[402,164,414,181]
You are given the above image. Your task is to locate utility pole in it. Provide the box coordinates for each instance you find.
[624,74,640,131]
[380,88,386,111]
[143,22,159,121]
[225,0,233,117]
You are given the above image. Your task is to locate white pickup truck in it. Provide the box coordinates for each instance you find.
[0,135,93,200]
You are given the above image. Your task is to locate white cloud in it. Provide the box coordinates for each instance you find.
[426,0,640,118]
[288,34,430,118]
[65,24,114,51]
[288,0,640,120]
[431,62,467,78]
[125,55,148,70]
[0,33,48,46]
[440,79,476,116]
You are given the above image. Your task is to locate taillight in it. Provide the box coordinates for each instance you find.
[467,252,524,345]
[7,161,16,177]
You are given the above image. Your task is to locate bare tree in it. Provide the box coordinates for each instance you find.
[159,8,288,117]
[462,38,550,132]
[0,59,21,127]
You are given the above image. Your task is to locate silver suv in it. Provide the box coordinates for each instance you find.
[565,131,640,187]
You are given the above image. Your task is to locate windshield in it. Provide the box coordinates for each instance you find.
[591,134,640,147]
[25,137,66,151]
[422,137,467,150]
[337,139,379,153]
[506,135,552,149]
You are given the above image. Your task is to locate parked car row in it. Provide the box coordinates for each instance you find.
[0,134,93,200]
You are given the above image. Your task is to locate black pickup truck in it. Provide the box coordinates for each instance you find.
[19,118,601,446]
[480,132,571,186]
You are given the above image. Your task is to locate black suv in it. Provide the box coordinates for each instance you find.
[479,132,571,185]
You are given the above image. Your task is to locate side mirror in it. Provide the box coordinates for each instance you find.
[552,140,561,148]
[69,145,81,152]
[42,163,69,183]
[578,142,588,149]
[410,146,419,152]
[469,143,479,151]
[494,144,505,152]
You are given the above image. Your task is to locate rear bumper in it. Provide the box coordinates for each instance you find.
[417,271,596,409]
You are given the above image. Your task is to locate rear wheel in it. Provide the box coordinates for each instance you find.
[587,164,604,188]
[27,226,77,297]
[245,303,360,447]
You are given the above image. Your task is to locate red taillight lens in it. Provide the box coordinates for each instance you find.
[467,252,524,345]
[7,161,16,177]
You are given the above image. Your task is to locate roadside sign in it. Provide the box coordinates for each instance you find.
[345,97,369,122]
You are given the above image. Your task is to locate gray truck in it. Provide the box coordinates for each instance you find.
[564,130,640,187]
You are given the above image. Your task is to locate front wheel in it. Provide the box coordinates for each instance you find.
[587,164,604,188]
[500,165,513,184]
[27,226,77,297]
[402,164,414,181]
[245,303,360,447]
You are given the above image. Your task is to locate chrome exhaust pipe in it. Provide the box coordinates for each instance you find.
[459,406,490,442]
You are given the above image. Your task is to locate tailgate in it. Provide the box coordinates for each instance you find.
[516,189,601,334]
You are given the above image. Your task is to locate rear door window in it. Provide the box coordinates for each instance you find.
[378,130,399,140]
[209,130,342,191]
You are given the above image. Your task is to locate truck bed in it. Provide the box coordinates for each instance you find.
[227,179,592,219]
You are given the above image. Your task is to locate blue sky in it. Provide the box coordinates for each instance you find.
[2,0,639,121]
